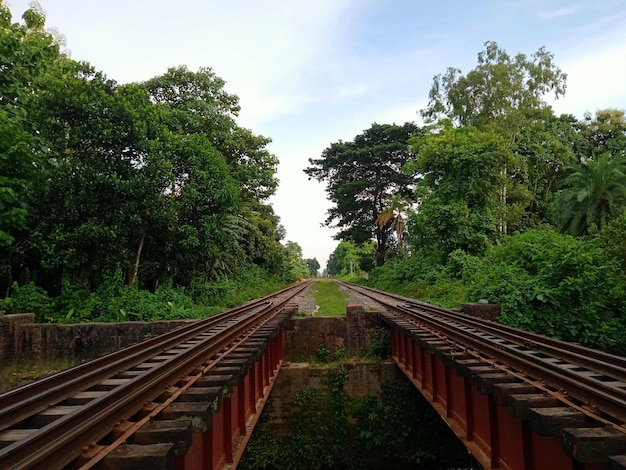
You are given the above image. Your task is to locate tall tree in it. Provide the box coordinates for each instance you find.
[305,122,420,266]
[552,152,626,235]
[305,258,320,277]
[577,109,626,158]
[377,194,411,253]
[141,66,278,202]
[406,122,509,257]
[510,110,579,228]
[0,2,63,292]
[26,62,174,291]
[422,41,567,133]
[420,42,569,234]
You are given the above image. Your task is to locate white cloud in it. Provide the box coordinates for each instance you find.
[538,5,582,19]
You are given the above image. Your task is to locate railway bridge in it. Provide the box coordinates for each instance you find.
[2,280,626,469]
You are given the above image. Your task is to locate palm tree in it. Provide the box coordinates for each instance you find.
[377,195,411,253]
[553,152,626,235]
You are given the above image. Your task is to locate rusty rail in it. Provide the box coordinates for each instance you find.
[336,280,626,427]
[0,280,313,469]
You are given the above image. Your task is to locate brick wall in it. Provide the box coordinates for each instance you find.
[266,360,403,437]
[282,306,383,361]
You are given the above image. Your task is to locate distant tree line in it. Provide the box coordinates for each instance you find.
[308,41,626,354]
[0,4,309,321]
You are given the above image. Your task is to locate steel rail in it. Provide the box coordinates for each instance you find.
[0,281,307,429]
[0,280,312,469]
[0,302,269,432]
[336,280,626,424]
[337,280,626,373]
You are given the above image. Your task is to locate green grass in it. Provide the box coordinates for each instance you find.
[0,358,79,393]
[312,279,349,316]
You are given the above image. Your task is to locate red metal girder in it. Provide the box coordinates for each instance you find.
[495,401,533,470]
[210,405,226,470]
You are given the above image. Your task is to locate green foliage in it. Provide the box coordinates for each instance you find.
[0,2,61,248]
[304,257,320,277]
[601,212,626,270]
[0,263,288,323]
[552,152,626,235]
[241,378,471,470]
[280,241,309,281]
[466,230,626,353]
[369,326,391,359]
[422,41,567,129]
[0,2,307,316]
[350,382,467,466]
[0,282,55,322]
[315,344,331,363]
[406,122,509,257]
[305,122,420,266]
[333,347,345,361]
[236,414,282,469]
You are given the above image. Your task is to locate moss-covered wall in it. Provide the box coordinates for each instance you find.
[267,360,402,437]
[0,313,190,364]
[283,306,381,361]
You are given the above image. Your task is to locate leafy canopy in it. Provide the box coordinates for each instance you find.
[305,122,420,265]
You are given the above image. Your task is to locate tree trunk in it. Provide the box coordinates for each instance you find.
[376,230,387,266]
[127,231,146,286]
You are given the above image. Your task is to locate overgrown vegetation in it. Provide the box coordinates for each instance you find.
[240,373,472,469]
[0,359,79,393]
[317,42,626,356]
[0,265,289,322]
[0,3,311,323]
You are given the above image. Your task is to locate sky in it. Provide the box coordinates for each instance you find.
[6,0,626,269]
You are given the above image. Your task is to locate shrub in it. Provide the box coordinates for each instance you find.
[0,282,56,322]
[466,230,626,353]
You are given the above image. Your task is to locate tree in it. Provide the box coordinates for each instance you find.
[406,122,509,257]
[578,109,626,158]
[305,122,420,265]
[0,3,61,244]
[422,41,567,133]
[326,242,360,277]
[420,42,569,234]
[282,241,309,281]
[305,258,320,277]
[141,66,281,282]
[0,3,66,294]
[510,110,579,228]
[552,152,626,235]
[141,66,278,203]
[24,62,176,292]
[377,195,411,254]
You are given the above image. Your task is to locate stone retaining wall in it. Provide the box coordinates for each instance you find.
[265,361,402,437]
[282,305,382,361]
[2,304,384,368]
[0,313,191,366]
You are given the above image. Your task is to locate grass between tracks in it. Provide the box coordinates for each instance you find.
[311,279,349,316]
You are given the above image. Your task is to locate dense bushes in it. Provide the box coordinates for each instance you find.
[466,231,626,353]
[364,230,626,355]
[0,264,288,323]
[240,377,471,469]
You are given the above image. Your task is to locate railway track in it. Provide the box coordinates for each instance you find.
[0,280,313,469]
[336,280,626,430]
